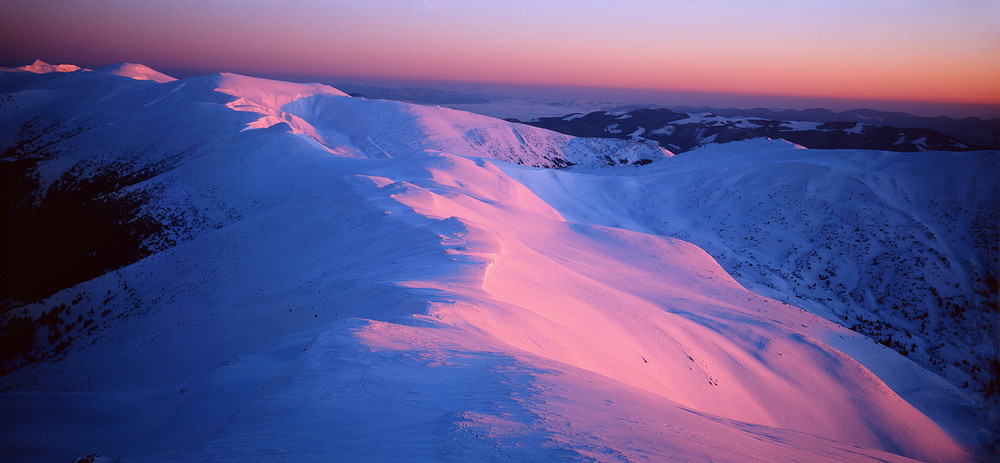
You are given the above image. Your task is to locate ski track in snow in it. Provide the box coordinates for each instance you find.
[0,63,994,463]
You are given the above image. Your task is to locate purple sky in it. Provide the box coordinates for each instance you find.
[2,0,998,116]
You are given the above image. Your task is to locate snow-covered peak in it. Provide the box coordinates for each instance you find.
[95,63,175,83]
[1,59,86,74]
[214,72,350,101]
[211,72,356,153]
[210,72,669,166]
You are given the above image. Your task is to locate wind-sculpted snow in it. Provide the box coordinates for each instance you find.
[0,65,979,462]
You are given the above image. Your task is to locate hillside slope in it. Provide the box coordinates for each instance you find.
[505,138,999,414]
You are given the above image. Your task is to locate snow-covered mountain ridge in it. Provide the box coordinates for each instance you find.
[0,63,668,310]
[0,62,993,462]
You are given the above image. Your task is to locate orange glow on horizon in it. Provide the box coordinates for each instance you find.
[2,0,998,108]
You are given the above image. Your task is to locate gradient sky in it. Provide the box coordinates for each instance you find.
[2,0,999,113]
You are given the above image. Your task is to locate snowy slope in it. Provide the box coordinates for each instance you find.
[504,138,999,439]
[0,64,984,462]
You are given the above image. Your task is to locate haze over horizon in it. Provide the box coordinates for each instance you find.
[2,0,999,118]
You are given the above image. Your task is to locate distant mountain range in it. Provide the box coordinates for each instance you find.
[321,82,1000,152]
[512,107,999,153]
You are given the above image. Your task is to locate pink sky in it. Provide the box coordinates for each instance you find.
[2,0,998,109]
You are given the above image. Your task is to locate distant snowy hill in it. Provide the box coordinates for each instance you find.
[676,106,1000,149]
[0,62,994,463]
[0,59,86,74]
[515,108,993,153]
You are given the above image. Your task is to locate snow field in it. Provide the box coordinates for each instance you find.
[0,63,988,462]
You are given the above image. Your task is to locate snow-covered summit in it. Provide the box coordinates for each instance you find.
[95,62,176,83]
[0,59,86,74]
[0,60,173,83]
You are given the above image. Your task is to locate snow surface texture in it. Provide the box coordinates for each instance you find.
[0,63,993,462]
[504,140,1000,403]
